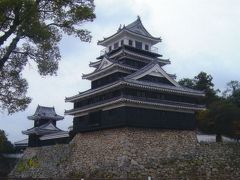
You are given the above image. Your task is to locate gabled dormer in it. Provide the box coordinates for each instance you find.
[95,56,113,71]
[98,16,161,54]
[125,60,180,87]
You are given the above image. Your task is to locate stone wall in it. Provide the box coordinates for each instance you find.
[10,128,240,179]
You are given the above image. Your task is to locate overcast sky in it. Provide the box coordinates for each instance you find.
[1,0,240,142]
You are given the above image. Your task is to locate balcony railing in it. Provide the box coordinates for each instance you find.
[100,45,158,56]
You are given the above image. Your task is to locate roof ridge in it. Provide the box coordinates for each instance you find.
[98,16,161,45]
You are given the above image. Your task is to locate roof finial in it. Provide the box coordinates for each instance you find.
[118,24,122,32]
[137,15,141,20]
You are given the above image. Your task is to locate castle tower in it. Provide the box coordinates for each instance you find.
[65,17,205,135]
[22,105,68,147]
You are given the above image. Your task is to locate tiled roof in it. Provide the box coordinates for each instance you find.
[125,16,159,39]
[65,95,205,116]
[14,138,28,146]
[98,17,161,45]
[28,105,64,121]
[22,121,63,135]
[82,61,137,80]
[125,79,204,95]
[65,77,204,102]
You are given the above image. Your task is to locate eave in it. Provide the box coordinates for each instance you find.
[89,60,101,68]
[82,63,137,80]
[65,80,205,103]
[65,96,205,116]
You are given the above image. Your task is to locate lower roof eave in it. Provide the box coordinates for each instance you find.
[82,64,137,80]
[89,60,101,67]
[22,129,62,136]
[65,80,205,103]
[65,98,205,117]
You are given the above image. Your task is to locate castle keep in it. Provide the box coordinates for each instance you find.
[65,17,205,134]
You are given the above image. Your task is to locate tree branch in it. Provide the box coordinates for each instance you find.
[0,35,21,70]
[46,23,62,27]
[0,7,21,47]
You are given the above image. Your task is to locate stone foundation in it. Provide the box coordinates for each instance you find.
[10,128,240,179]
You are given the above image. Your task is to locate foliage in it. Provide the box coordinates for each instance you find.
[0,129,15,153]
[230,89,240,108]
[179,72,219,106]
[180,73,240,141]
[194,72,219,105]
[223,81,240,108]
[0,0,95,114]
[16,157,40,173]
[197,100,240,141]
[178,78,195,89]
[223,80,240,98]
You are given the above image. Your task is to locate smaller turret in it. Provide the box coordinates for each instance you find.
[22,105,68,147]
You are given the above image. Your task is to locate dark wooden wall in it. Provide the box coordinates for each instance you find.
[91,72,128,89]
[73,106,196,134]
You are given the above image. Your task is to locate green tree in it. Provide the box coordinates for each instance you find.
[194,72,219,105]
[179,72,219,106]
[0,0,95,114]
[178,78,195,89]
[0,130,14,153]
[223,80,240,97]
[197,101,240,142]
[230,89,240,108]
[223,80,240,107]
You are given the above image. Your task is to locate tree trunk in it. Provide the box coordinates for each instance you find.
[216,133,222,142]
[0,35,21,69]
[0,7,21,47]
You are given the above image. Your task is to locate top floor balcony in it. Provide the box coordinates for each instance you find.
[100,45,159,56]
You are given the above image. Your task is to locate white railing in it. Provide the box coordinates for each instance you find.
[100,45,158,56]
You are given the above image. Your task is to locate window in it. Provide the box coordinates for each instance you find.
[135,41,142,49]
[114,42,119,49]
[121,40,124,46]
[145,44,149,51]
[109,46,112,51]
[129,40,133,46]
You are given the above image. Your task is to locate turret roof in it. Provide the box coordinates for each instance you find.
[125,16,156,38]
[22,121,64,135]
[28,105,64,121]
[98,16,161,46]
